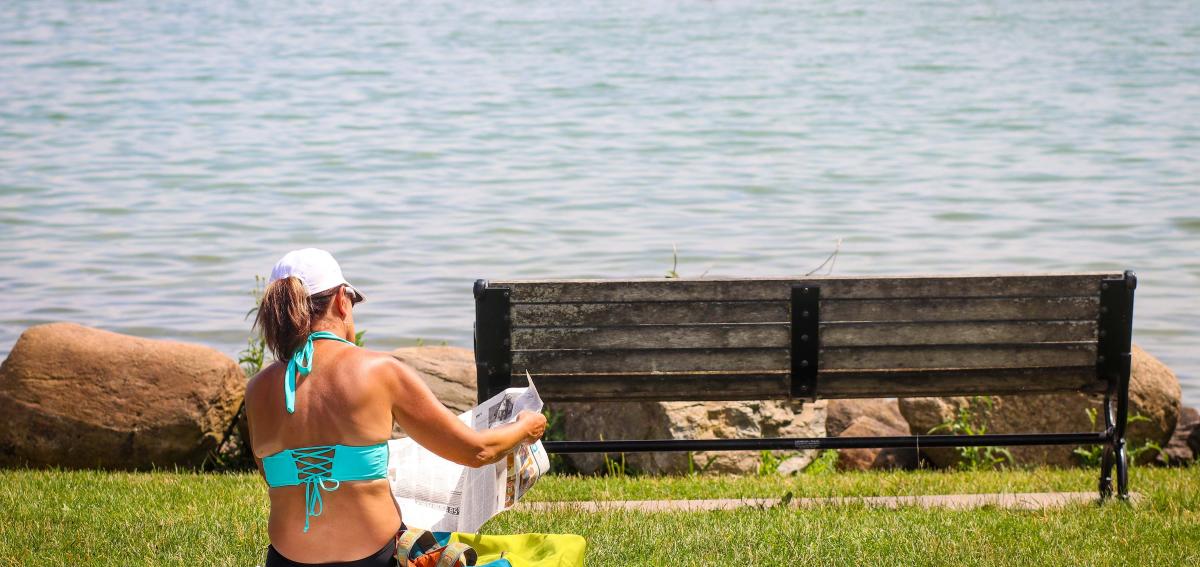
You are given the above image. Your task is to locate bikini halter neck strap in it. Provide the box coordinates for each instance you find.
[284,331,355,414]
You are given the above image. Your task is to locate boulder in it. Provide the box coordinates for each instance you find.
[391,346,477,414]
[1161,406,1198,466]
[390,346,478,438]
[0,323,244,469]
[898,344,1181,468]
[825,398,909,438]
[558,400,826,475]
[835,416,918,471]
[1189,415,1200,458]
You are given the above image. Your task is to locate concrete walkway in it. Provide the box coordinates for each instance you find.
[521,492,1140,513]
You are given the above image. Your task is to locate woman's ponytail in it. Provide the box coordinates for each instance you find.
[255,276,313,362]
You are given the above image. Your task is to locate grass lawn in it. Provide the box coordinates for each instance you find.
[1,466,1197,566]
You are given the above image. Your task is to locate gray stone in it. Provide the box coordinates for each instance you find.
[558,399,826,475]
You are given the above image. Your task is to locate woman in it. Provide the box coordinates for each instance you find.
[245,248,546,567]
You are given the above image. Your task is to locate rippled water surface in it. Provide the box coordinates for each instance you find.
[2,1,1198,404]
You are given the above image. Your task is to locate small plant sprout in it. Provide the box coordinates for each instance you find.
[757,450,787,476]
[237,275,267,377]
[804,449,840,475]
[1075,408,1166,466]
[930,396,1014,471]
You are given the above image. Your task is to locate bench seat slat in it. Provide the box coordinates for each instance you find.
[512,301,789,327]
[823,296,1098,322]
[494,273,1117,303]
[511,320,1097,350]
[820,342,1097,370]
[529,373,790,402]
[512,324,789,350]
[819,367,1106,398]
[512,343,1095,374]
[513,347,789,374]
[823,320,1096,346]
[524,366,1105,402]
[511,297,1097,327]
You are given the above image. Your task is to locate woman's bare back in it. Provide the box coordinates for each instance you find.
[247,341,402,563]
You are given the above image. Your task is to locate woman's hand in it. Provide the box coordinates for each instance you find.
[516,411,547,445]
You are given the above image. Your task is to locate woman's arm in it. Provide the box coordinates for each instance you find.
[382,358,546,468]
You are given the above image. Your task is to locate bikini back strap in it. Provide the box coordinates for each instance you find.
[284,331,355,414]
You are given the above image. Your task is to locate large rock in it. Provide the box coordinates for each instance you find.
[389,346,478,439]
[898,344,1181,468]
[391,346,477,414]
[559,400,826,475]
[835,416,918,471]
[1161,406,1198,466]
[0,323,244,469]
[1189,415,1200,458]
[826,398,909,438]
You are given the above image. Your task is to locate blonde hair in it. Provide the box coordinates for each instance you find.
[254,277,338,361]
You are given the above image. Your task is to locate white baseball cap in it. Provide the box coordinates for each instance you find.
[268,248,364,303]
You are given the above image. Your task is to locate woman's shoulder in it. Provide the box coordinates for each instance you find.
[354,349,414,379]
[345,349,426,394]
[246,360,285,404]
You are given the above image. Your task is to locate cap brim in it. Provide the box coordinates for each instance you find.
[345,283,365,303]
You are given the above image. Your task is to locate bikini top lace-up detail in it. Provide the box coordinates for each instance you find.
[261,332,390,533]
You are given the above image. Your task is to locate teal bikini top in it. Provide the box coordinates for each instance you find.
[263,331,390,533]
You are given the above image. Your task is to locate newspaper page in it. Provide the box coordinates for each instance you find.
[387,377,550,533]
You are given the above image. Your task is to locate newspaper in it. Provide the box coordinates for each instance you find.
[387,377,550,533]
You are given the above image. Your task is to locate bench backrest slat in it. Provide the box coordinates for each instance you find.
[502,274,1107,302]
[480,272,1120,402]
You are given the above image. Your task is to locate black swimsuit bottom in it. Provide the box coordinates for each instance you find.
[265,536,396,567]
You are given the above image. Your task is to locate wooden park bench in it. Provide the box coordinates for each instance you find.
[472,271,1137,500]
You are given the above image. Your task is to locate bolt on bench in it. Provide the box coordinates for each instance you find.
[473,271,1137,499]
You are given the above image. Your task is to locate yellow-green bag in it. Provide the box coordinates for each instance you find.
[447,533,586,567]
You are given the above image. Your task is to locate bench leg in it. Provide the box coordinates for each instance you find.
[1098,393,1116,500]
[1099,353,1133,501]
[1114,352,1132,500]
[1116,442,1129,499]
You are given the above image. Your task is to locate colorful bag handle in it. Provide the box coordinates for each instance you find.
[396,529,437,567]
[396,528,477,567]
[436,543,478,567]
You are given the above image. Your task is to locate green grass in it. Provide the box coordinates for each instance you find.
[1,467,1197,566]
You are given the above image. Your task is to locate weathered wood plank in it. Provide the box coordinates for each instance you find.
[819,367,1106,398]
[822,297,1098,323]
[513,320,1098,350]
[528,366,1105,401]
[531,373,791,402]
[512,348,789,374]
[514,343,1095,374]
[527,366,1105,401]
[820,343,1097,370]
[511,301,789,327]
[493,273,1116,303]
[821,320,1097,347]
[512,324,789,350]
[511,297,1097,327]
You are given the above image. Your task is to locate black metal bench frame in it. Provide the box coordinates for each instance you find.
[473,271,1137,500]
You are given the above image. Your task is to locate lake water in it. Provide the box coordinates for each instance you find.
[1,1,1198,405]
